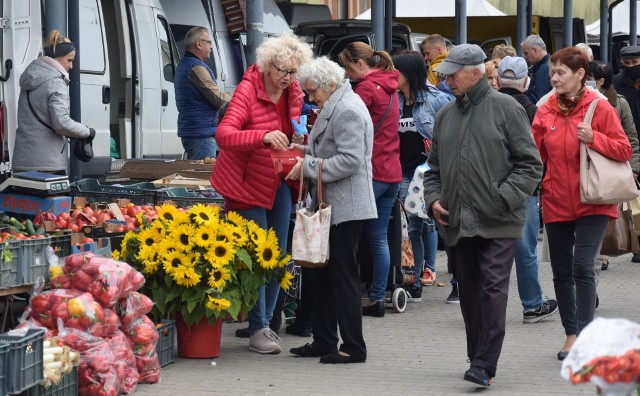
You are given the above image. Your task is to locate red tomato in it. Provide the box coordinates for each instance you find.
[83,206,94,216]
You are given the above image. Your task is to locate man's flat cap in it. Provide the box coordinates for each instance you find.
[434,44,487,75]
[620,46,640,58]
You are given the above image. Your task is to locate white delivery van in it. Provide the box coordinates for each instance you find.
[1,0,183,177]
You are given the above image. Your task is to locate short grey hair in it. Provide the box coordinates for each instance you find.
[185,26,208,51]
[521,34,547,51]
[297,57,345,90]
[461,63,486,75]
[575,43,593,60]
[499,76,527,91]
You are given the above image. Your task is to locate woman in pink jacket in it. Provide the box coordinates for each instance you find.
[211,34,312,355]
[532,47,632,361]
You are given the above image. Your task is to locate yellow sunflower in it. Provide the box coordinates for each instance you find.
[207,264,231,289]
[190,203,219,225]
[157,204,180,223]
[278,253,292,269]
[206,296,231,311]
[111,249,121,261]
[172,265,201,287]
[247,220,267,245]
[225,211,248,228]
[255,237,280,270]
[149,223,166,240]
[169,211,191,226]
[170,223,197,251]
[216,223,235,242]
[162,250,190,275]
[205,239,235,266]
[229,225,249,248]
[192,227,215,248]
[138,228,158,249]
[279,270,295,290]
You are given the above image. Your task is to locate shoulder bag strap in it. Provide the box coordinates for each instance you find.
[373,93,394,133]
[27,90,56,134]
[296,163,306,205]
[583,99,600,126]
[317,159,325,206]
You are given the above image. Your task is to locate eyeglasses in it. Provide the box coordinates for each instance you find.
[272,63,297,78]
[198,39,212,45]
[304,87,319,97]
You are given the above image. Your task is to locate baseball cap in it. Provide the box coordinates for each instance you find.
[434,44,487,75]
[498,56,528,80]
[620,45,640,58]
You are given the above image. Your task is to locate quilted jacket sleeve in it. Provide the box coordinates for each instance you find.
[215,80,269,151]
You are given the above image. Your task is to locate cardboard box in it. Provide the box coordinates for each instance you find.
[0,193,72,216]
[152,174,212,189]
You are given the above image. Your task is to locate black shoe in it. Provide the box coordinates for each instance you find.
[319,351,366,364]
[290,343,332,357]
[464,366,492,387]
[407,287,422,303]
[596,294,600,309]
[235,326,251,338]
[285,323,312,337]
[632,253,640,263]
[557,351,569,360]
[362,301,385,317]
[446,284,459,304]
[523,299,558,323]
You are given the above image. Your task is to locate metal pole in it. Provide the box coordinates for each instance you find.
[245,0,264,66]
[371,0,384,50]
[526,0,533,36]
[600,0,609,62]
[516,0,527,56]
[68,0,81,182]
[385,0,393,52]
[455,0,467,45]
[341,0,348,19]
[609,1,624,66]
[44,0,67,37]
[563,0,573,48]
[631,0,637,46]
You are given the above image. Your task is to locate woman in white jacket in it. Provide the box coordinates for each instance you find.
[13,30,94,173]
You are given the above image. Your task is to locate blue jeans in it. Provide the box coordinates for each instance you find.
[181,136,218,160]
[399,174,438,289]
[514,195,544,310]
[235,181,291,333]
[365,181,400,301]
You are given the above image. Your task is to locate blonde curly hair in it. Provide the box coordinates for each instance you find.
[256,34,312,72]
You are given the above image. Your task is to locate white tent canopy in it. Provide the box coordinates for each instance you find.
[586,0,639,38]
[355,0,506,19]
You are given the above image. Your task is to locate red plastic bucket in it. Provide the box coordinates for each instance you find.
[176,315,222,358]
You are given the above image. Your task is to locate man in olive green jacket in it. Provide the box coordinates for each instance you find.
[423,44,543,388]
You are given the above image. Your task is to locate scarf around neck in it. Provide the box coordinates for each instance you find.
[557,86,586,116]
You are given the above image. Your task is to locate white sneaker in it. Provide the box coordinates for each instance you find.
[249,328,282,354]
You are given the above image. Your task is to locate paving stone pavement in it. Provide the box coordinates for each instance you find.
[134,249,640,395]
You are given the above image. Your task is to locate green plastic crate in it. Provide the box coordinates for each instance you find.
[0,342,8,396]
[156,319,175,367]
[0,240,22,289]
[0,328,44,394]
[21,237,51,284]
[25,366,77,396]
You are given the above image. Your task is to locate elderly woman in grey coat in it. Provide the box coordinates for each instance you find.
[285,57,377,364]
[13,30,94,173]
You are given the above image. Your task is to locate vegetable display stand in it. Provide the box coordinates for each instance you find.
[48,234,72,261]
[176,316,222,358]
[0,342,8,396]
[0,240,22,289]
[0,328,45,394]
[156,319,176,367]
[21,237,52,284]
[25,365,78,396]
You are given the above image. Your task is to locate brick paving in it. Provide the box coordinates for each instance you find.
[134,249,640,395]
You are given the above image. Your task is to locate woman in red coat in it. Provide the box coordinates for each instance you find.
[210,34,312,355]
[532,47,632,361]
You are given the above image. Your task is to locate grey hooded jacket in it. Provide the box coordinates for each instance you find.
[303,80,378,226]
[13,57,90,172]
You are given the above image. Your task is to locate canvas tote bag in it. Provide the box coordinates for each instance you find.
[291,160,331,268]
[580,99,639,204]
[599,202,640,256]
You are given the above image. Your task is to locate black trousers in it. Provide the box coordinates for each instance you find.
[309,220,367,358]
[545,215,608,336]
[450,237,516,377]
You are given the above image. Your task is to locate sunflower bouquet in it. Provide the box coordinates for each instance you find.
[115,204,294,326]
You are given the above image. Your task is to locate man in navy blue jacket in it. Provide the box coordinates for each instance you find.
[175,27,232,160]
[522,35,552,104]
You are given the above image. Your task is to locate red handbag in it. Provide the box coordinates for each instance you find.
[270,147,304,178]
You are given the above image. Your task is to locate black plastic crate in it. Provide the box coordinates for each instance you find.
[156,319,175,367]
[20,237,51,284]
[0,342,8,396]
[0,240,22,289]
[0,328,44,394]
[70,179,159,205]
[48,234,72,259]
[156,187,224,208]
[25,365,77,396]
